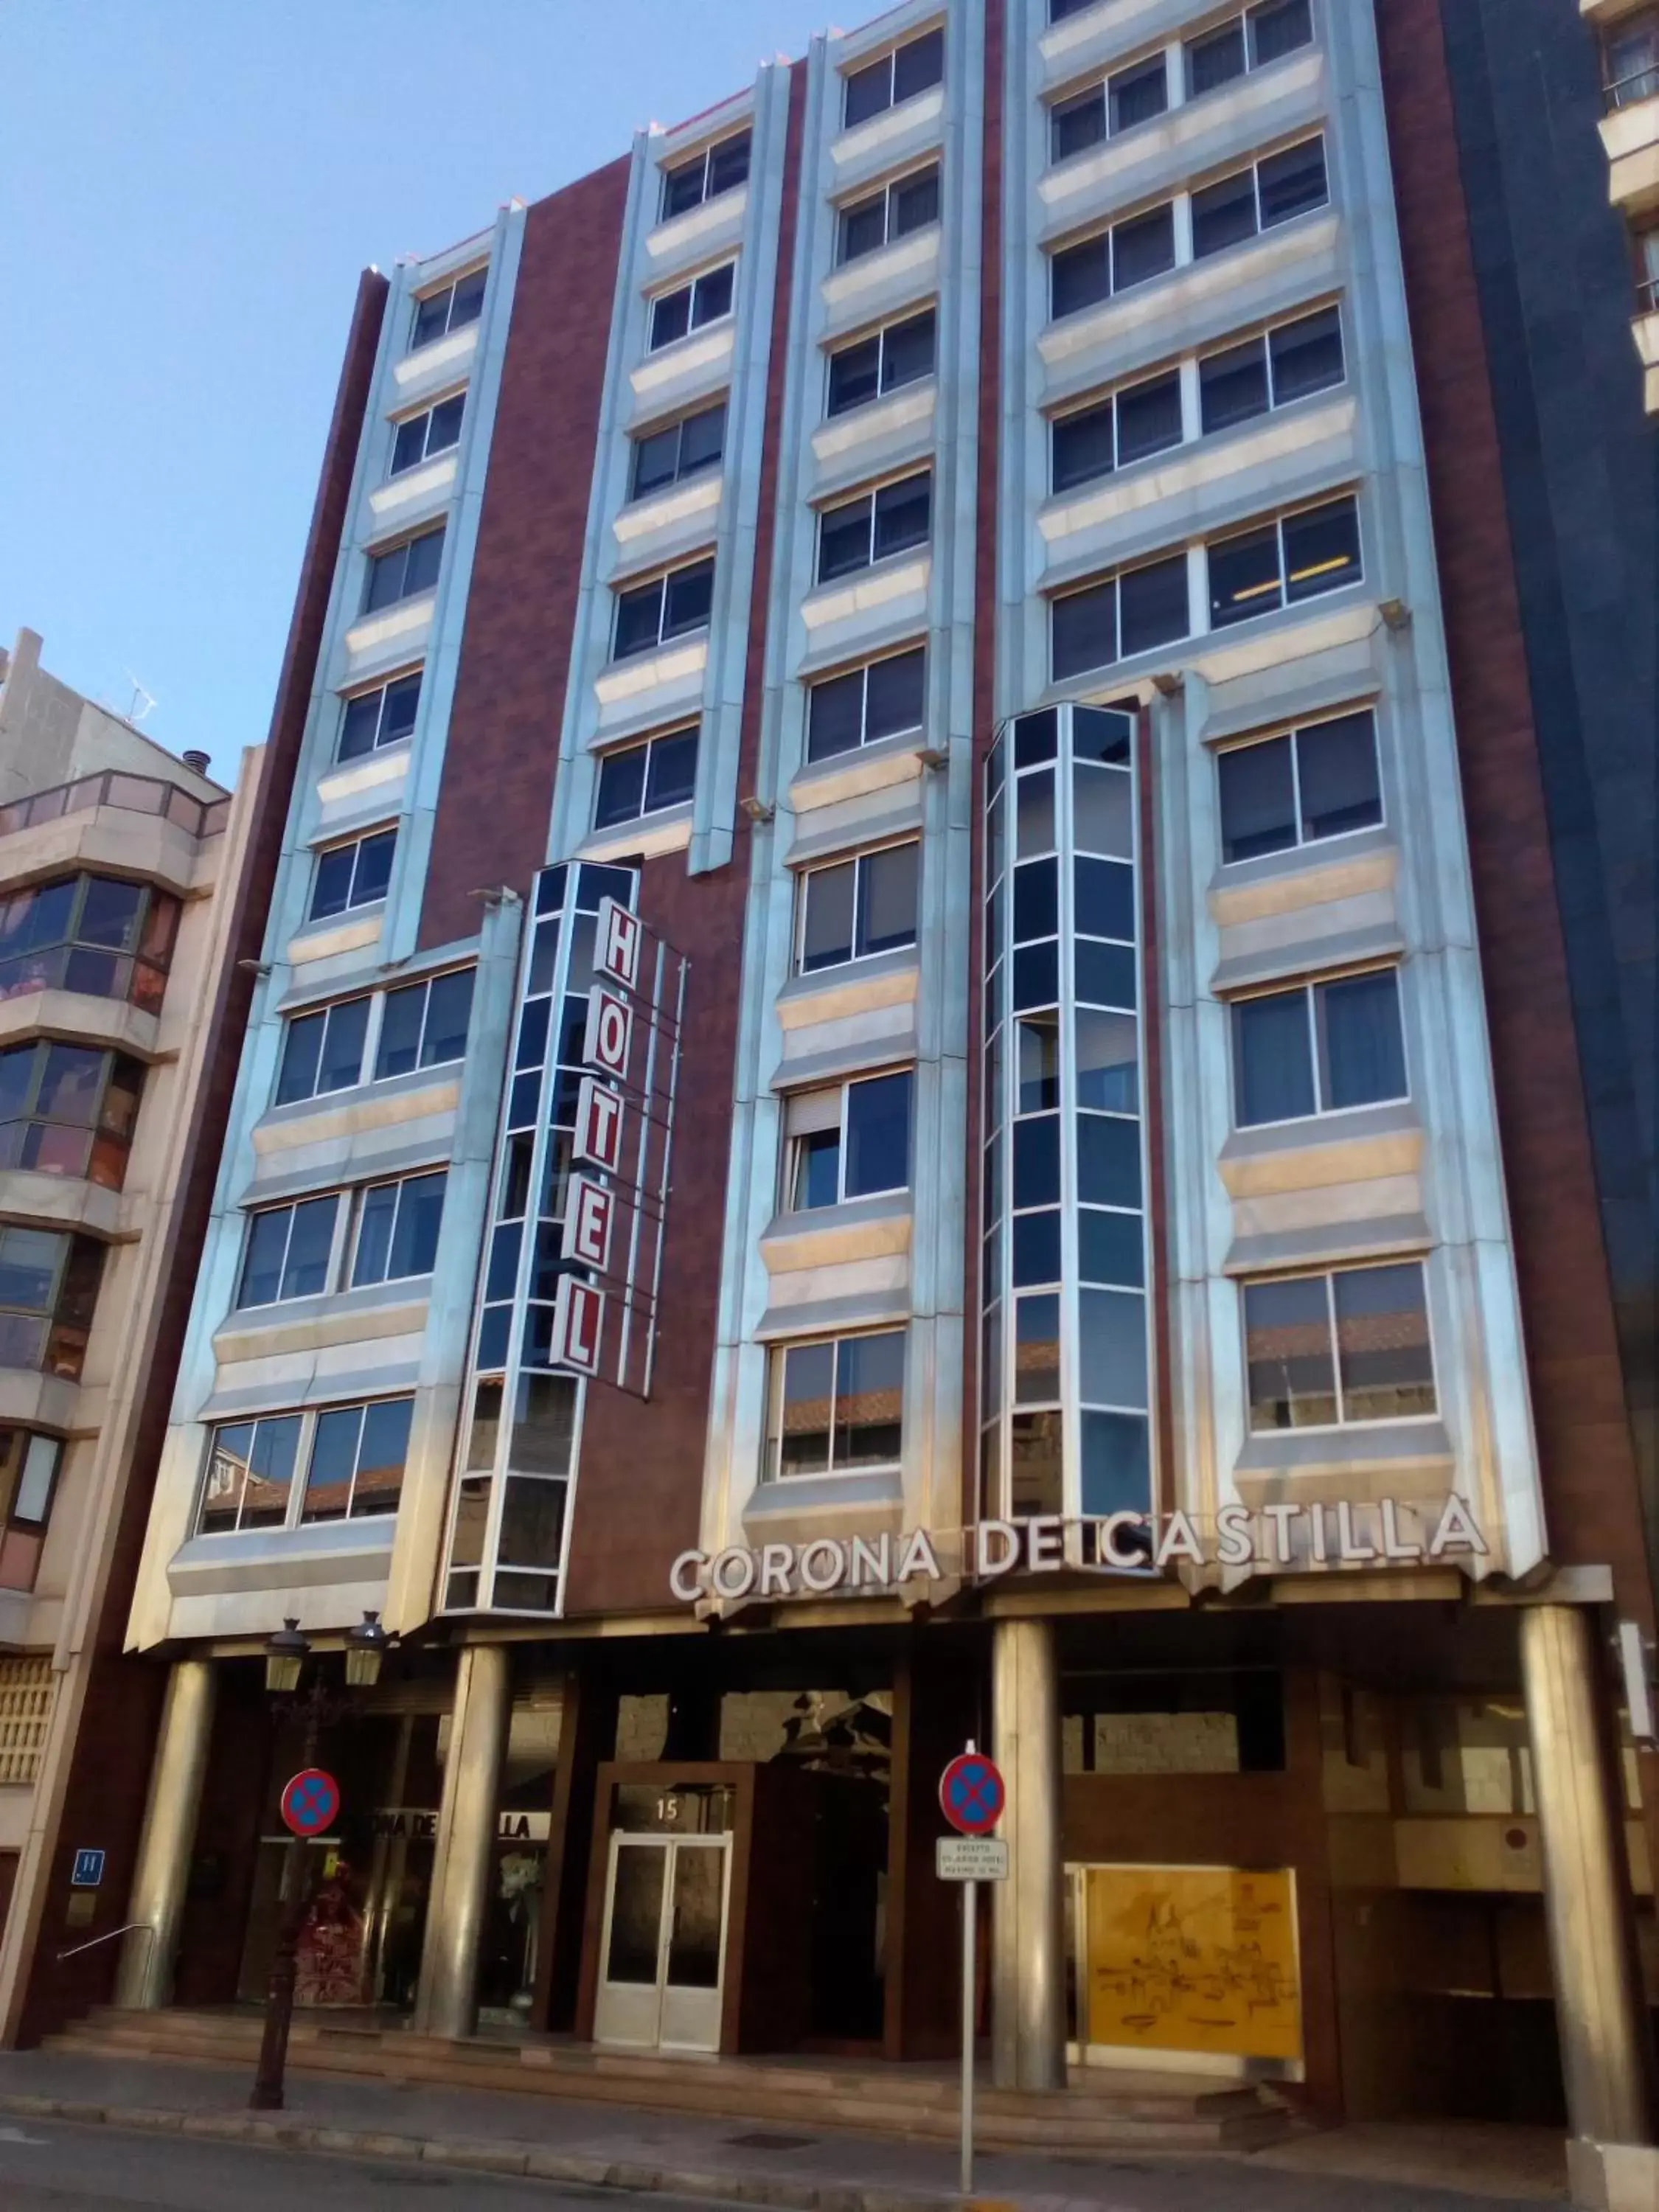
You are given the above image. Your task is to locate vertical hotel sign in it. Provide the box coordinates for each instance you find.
[552,897,687,1397]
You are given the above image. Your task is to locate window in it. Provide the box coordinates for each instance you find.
[818,472,931,582]
[0,1042,144,1189]
[827,310,936,417]
[1049,0,1099,18]
[648,262,735,351]
[1192,137,1328,260]
[787,1071,914,1209]
[389,394,464,476]
[799,842,919,971]
[1604,11,1659,110]
[1051,553,1189,678]
[236,1196,340,1308]
[613,558,715,659]
[1245,1262,1436,1431]
[630,401,726,499]
[309,828,396,921]
[1218,709,1381,862]
[0,1429,63,1592]
[807,647,925,762]
[411,268,485,349]
[363,525,445,613]
[374,968,475,1079]
[197,1397,414,1533]
[1198,305,1344,434]
[1186,0,1314,99]
[1050,52,1168,164]
[844,28,944,128]
[1639,224,1659,314]
[0,872,178,1015]
[1050,201,1175,319]
[276,995,371,1105]
[767,1329,906,1477]
[1052,368,1183,493]
[838,164,941,264]
[0,1228,102,1382]
[660,131,751,220]
[352,1170,447,1287]
[1208,494,1360,627]
[594,727,699,829]
[338,671,421,761]
[1232,969,1406,1127]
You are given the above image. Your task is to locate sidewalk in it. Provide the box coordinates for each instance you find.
[0,2046,1567,2211]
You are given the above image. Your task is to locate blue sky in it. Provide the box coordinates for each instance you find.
[1,0,841,782]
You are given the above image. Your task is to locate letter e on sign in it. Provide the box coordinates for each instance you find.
[550,1276,604,1376]
[562,1175,614,1270]
[583,988,633,1080]
[596,897,641,990]
[574,1077,625,1173]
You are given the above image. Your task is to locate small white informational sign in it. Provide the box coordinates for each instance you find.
[936,1834,1009,1882]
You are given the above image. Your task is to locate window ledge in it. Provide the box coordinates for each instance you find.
[754,1281,911,1340]
[391,320,479,400]
[629,321,736,411]
[366,453,458,534]
[1232,1419,1454,1503]
[811,382,938,493]
[644,184,748,271]
[613,470,724,557]
[0,990,161,1062]
[0,1370,80,1434]
[316,742,413,811]
[212,1279,432,1366]
[251,1065,462,1161]
[799,552,931,640]
[1223,1210,1432,1279]
[1218,1102,1422,1200]
[577,804,694,866]
[286,907,386,969]
[761,1192,914,1273]
[785,791,923,868]
[342,591,437,669]
[741,1465,905,1542]
[830,86,946,184]
[789,727,931,815]
[0,1170,123,1242]
[1209,917,1403,997]
[167,1514,395,1599]
[776,945,920,1029]
[594,634,709,723]
[821,227,941,335]
[1209,833,1397,928]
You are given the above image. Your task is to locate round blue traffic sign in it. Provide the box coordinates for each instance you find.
[279,1767,340,1838]
[939,1751,1004,1837]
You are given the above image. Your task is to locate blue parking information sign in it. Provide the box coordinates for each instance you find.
[70,1848,105,1889]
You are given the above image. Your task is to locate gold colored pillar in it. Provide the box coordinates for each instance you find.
[115,1659,216,2010]
[414,1643,509,2039]
[990,1616,1065,2090]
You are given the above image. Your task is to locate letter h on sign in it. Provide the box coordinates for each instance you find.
[596,897,642,991]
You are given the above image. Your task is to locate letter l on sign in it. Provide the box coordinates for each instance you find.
[550,1275,604,1375]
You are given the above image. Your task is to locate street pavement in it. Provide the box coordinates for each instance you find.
[0,2046,1568,2211]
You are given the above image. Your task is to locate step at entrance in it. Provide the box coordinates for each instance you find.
[44,2007,1292,2152]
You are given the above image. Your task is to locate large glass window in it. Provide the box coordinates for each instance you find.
[1217,709,1381,863]
[1052,369,1183,493]
[301,1398,414,1523]
[309,828,396,922]
[660,132,751,220]
[389,393,464,476]
[276,995,371,1105]
[1192,136,1328,260]
[630,402,726,500]
[0,1228,102,1381]
[236,1196,341,1309]
[1050,51,1168,164]
[352,1170,447,1287]
[595,727,699,829]
[411,268,484,349]
[1232,968,1407,1127]
[1198,304,1344,434]
[363,526,445,613]
[838,164,940,265]
[0,1041,143,1188]
[0,1427,63,1592]
[338,671,421,762]
[613,559,715,658]
[648,264,735,352]
[818,473,932,583]
[768,1329,906,1477]
[1208,495,1360,627]
[1604,10,1659,109]
[1050,201,1175,319]
[1186,0,1314,99]
[827,310,936,417]
[787,1070,914,1210]
[807,648,925,762]
[374,969,475,1080]
[0,873,178,1015]
[198,1397,414,1534]
[799,842,919,971]
[1245,1262,1436,1430]
[844,29,943,128]
[1051,552,1188,679]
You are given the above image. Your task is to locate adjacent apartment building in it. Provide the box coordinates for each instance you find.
[12,0,1657,2148]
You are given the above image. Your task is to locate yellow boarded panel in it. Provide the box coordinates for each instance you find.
[1085,1864,1302,2061]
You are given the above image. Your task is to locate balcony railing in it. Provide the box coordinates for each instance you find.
[0,768,228,844]
[1606,60,1659,111]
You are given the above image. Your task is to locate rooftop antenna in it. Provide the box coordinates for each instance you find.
[125,675,157,725]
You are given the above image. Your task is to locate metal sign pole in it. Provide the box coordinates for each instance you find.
[960,1734,976,2197]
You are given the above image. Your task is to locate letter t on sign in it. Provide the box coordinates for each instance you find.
[574,1076,625,1172]
[596,897,642,990]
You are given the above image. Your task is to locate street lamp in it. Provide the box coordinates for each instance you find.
[248,1613,387,2112]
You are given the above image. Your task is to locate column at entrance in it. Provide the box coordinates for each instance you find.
[1521,1604,1652,2145]
[115,1659,216,2010]
[415,1643,510,2040]
[990,1616,1065,2090]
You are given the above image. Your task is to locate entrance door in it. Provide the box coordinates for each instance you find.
[594,1834,730,2051]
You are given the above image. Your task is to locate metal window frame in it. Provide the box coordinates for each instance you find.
[765,1326,908,1483]
[795,838,922,974]
[1241,1258,1439,1436]
[234,1190,347,1311]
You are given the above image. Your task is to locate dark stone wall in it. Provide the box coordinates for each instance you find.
[1428,0,1659,1573]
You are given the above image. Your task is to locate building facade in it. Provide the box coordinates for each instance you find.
[23,0,1658,2143]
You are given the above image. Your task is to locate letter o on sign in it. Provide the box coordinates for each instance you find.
[710,1547,757,1601]
[798,1538,846,1593]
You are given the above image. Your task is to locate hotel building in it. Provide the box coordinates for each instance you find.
[18,0,1659,2149]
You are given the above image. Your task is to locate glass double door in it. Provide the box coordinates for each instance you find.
[594,1834,730,2051]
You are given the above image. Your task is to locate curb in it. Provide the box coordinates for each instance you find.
[0,2091,987,2212]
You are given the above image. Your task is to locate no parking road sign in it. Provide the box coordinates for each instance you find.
[279,1767,341,1838]
[939,1749,1004,1837]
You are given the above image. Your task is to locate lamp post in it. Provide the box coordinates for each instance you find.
[248,1611,387,2112]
